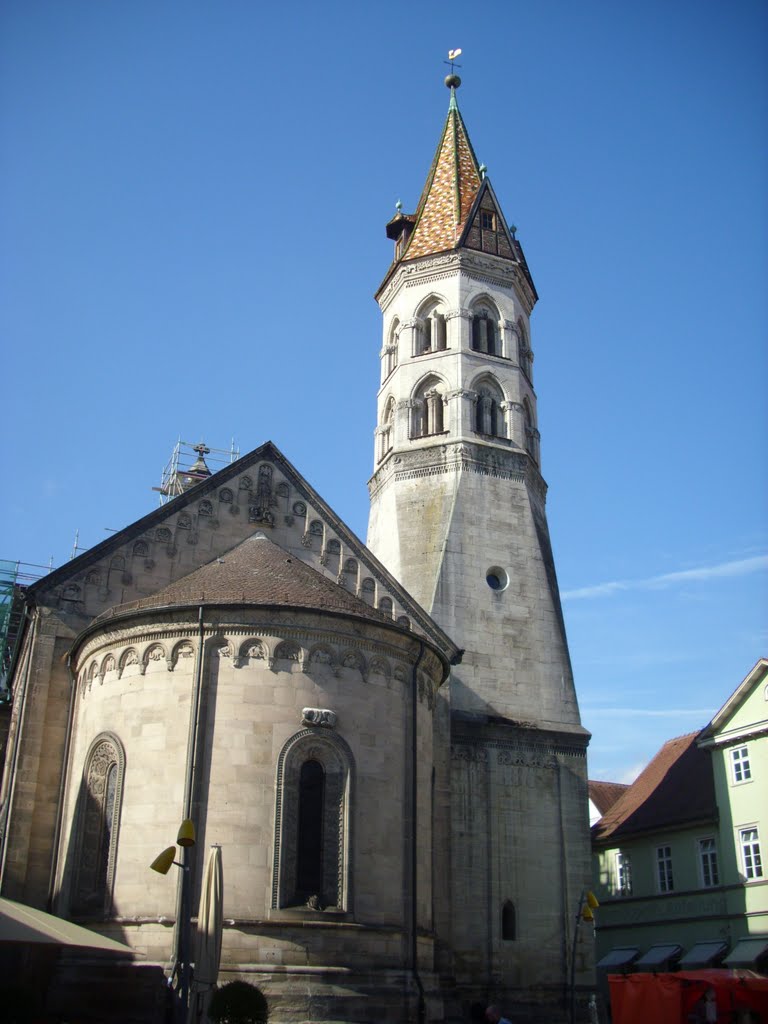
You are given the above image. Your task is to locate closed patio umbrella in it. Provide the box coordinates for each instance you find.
[189,844,223,1023]
[0,896,139,954]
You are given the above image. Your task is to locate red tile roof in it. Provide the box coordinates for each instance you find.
[589,780,629,816]
[591,732,716,843]
[402,96,482,261]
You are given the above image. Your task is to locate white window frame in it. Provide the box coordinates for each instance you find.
[730,745,752,784]
[656,844,674,893]
[739,826,764,881]
[697,836,720,888]
[616,851,632,896]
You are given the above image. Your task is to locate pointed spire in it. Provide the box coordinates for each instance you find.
[400,77,483,261]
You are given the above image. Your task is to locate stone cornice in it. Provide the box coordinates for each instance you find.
[73,607,440,671]
[369,440,548,502]
[377,250,536,316]
[451,737,588,766]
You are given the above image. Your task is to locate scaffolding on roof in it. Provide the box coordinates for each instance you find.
[154,439,240,505]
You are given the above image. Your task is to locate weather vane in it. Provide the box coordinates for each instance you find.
[444,48,462,74]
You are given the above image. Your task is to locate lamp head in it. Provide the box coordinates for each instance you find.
[581,905,594,922]
[177,819,196,847]
[586,890,599,909]
[150,846,177,875]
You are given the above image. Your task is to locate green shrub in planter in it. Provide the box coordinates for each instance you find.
[208,980,268,1024]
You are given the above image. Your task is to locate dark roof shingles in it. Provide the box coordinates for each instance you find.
[98,533,397,628]
[592,732,716,843]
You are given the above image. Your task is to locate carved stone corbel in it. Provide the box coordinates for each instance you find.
[301,708,338,729]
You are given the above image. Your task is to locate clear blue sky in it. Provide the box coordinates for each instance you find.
[2,0,766,783]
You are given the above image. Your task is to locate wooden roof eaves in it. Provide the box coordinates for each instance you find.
[698,658,768,743]
[592,811,720,847]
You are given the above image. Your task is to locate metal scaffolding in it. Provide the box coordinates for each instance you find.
[153,439,239,505]
[0,560,50,699]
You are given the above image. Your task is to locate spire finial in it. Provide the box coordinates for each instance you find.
[444,47,462,93]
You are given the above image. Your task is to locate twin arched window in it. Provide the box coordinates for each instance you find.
[471,303,500,357]
[475,386,505,438]
[411,379,445,439]
[415,299,447,356]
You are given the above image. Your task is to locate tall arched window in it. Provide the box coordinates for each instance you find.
[411,378,446,439]
[414,298,447,355]
[273,731,354,913]
[470,301,500,357]
[72,733,125,916]
[296,761,325,901]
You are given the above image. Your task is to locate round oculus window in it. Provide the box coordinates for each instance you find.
[486,566,509,591]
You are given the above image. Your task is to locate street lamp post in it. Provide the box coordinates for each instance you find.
[151,819,196,1024]
[568,888,599,1024]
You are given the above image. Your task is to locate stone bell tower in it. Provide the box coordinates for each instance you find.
[367,76,593,1021]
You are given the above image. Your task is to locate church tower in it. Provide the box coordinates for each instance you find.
[367,76,593,1019]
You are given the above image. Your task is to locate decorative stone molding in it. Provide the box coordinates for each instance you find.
[232,639,266,667]
[444,307,472,321]
[170,640,195,670]
[452,745,489,763]
[372,440,529,489]
[140,643,167,675]
[497,748,558,770]
[302,708,337,728]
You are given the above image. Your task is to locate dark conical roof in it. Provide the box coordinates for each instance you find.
[98,532,397,627]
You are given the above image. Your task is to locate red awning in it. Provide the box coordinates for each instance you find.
[608,969,768,1024]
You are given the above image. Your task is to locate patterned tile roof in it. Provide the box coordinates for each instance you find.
[97,532,397,628]
[402,91,482,261]
[591,732,716,843]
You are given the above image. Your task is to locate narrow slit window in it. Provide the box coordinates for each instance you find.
[501,900,516,940]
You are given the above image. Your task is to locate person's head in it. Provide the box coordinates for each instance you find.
[485,1006,502,1023]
